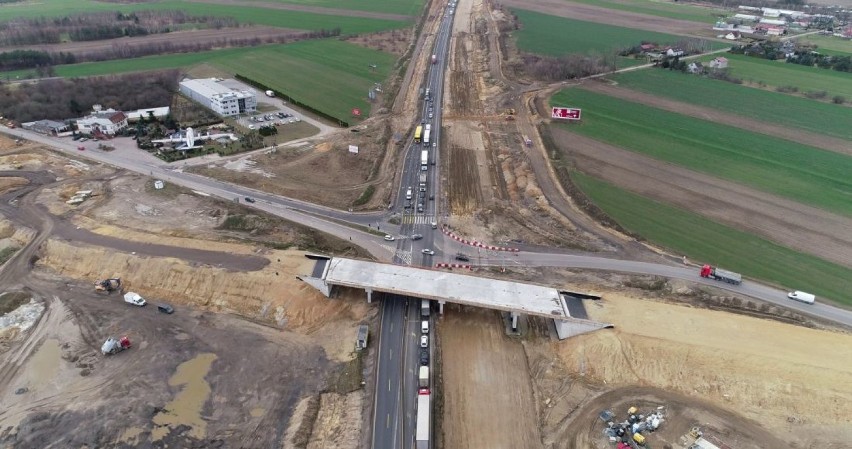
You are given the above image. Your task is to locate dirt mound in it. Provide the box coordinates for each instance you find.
[553,292,852,445]
[35,240,370,335]
[0,177,28,195]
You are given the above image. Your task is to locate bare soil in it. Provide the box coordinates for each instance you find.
[2,26,303,56]
[498,0,716,36]
[439,305,542,449]
[188,0,414,21]
[550,126,852,267]
[346,29,414,56]
[585,81,852,156]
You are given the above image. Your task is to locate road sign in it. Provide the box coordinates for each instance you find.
[551,107,582,120]
[352,108,361,117]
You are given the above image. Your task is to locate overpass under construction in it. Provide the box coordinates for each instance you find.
[298,256,611,339]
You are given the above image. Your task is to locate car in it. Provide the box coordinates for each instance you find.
[455,253,470,262]
[411,234,423,240]
[277,112,286,118]
[249,125,256,130]
[419,349,429,365]
[157,304,175,314]
[77,146,85,151]
[422,249,435,256]
[404,201,412,209]
[431,222,438,229]
[421,119,426,124]
[433,142,437,147]
[123,292,146,307]
[417,205,424,212]
[428,112,433,119]
[383,235,395,241]
[244,197,256,203]
[420,335,429,348]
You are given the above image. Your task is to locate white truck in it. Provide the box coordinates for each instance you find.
[416,394,430,449]
[423,128,431,145]
[123,292,146,306]
[418,173,427,189]
[419,366,429,387]
[420,150,429,169]
[788,291,815,304]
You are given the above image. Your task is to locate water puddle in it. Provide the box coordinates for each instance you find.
[151,352,218,441]
[28,338,60,389]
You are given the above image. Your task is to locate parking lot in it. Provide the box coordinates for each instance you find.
[236,110,302,130]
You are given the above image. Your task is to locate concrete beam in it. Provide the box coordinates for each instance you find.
[296,276,330,297]
[554,319,613,340]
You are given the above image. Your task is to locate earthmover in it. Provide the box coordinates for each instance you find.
[94,278,122,294]
[101,336,131,355]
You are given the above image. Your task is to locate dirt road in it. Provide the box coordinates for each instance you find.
[440,305,542,449]
[551,127,852,267]
[583,82,852,156]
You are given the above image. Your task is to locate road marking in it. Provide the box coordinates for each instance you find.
[388,379,392,392]
[386,413,390,428]
[389,349,393,361]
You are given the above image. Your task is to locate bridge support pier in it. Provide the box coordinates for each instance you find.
[438,300,445,314]
[365,288,373,304]
[510,312,520,332]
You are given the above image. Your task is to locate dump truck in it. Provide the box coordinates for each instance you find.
[419,366,429,387]
[101,336,131,355]
[416,394,430,449]
[94,278,121,293]
[699,264,742,285]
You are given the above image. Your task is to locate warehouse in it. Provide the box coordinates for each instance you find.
[179,78,257,117]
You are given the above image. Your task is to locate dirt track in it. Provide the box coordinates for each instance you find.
[499,0,713,36]
[584,81,852,156]
[3,26,303,56]
[552,127,852,267]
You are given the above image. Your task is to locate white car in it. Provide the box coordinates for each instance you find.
[420,335,429,348]
[123,292,146,307]
[384,235,395,241]
[248,125,256,130]
[421,249,435,256]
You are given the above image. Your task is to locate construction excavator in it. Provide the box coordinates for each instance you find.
[94,278,122,294]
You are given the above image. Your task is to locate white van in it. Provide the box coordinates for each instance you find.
[787,291,815,304]
[405,188,412,200]
[124,292,147,307]
[421,320,429,334]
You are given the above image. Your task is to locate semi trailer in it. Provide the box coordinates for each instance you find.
[699,264,742,285]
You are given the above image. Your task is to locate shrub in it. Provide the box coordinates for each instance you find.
[832,95,846,104]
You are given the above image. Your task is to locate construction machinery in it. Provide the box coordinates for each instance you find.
[101,336,131,355]
[94,278,122,293]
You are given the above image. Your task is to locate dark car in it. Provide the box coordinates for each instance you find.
[157,304,174,314]
[455,253,470,262]
[244,197,256,203]
[419,349,430,366]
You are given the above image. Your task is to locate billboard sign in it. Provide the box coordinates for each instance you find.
[551,107,582,120]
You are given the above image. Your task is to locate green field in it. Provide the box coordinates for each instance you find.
[566,0,727,23]
[0,0,410,32]
[794,34,852,57]
[511,8,692,61]
[704,53,852,99]
[572,172,852,304]
[3,41,394,122]
[551,88,852,216]
[262,0,424,16]
[611,68,852,140]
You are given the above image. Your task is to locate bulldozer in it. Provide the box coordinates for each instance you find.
[94,278,122,294]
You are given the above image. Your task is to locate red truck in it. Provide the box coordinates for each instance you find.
[700,264,742,285]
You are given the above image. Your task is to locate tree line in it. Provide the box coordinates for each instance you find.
[0,10,239,46]
[0,70,179,122]
[1,28,340,73]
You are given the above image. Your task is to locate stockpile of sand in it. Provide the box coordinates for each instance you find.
[36,240,370,334]
[555,293,852,433]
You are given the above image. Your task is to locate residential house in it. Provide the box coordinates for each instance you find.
[21,120,69,136]
[665,48,685,57]
[687,62,704,74]
[76,105,128,136]
[708,57,728,70]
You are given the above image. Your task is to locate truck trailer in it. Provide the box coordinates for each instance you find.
[419,366,429,387]
[418,173,427,188]
[416,394,430,449]
[699,264,742,285]
[421,150,429,169]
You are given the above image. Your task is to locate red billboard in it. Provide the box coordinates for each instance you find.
[551,107,582,120]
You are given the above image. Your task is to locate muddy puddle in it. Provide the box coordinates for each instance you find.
[27,338,60,388]
[152,352,218,441]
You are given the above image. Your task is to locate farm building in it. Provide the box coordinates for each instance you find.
[179,78,257,117]
[75,106,128,136]
[22,120,69,136]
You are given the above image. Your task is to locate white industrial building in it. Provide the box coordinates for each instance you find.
[179,78,256,117]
